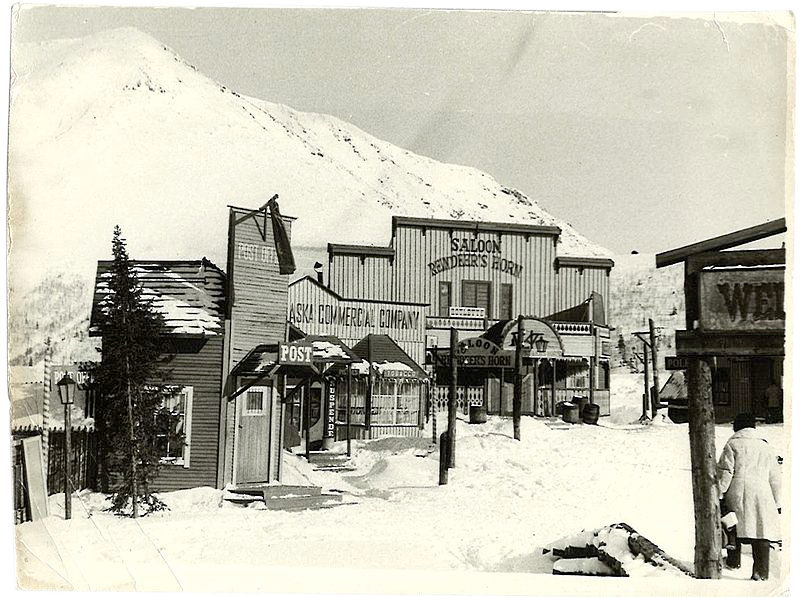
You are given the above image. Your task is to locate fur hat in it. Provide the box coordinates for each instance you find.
[733,413,756,432]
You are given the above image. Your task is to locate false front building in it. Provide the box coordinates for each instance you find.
[305,216,615,416]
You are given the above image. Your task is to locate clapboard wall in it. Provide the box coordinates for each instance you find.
[149,335,224,492]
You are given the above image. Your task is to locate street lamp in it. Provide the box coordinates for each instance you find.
[56,373,76,520]
[534,336,549,353]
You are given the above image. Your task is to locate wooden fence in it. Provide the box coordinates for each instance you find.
[12,428,98,524]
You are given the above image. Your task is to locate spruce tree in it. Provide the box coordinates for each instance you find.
[95,226,181,516]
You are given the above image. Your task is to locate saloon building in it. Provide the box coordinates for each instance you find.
[289,216,616,418]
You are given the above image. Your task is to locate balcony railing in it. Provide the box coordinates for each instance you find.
[426,317,594,336]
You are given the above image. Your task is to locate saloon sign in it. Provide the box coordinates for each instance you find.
[436,337,514,368]
[699,268,785,332]
[426,236,524,278]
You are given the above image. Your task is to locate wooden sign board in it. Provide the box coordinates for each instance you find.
[278,342,313,365]
[699,268,785,332]
[665,356,689,370]
[22,436,50,520]
[500,318,564,359]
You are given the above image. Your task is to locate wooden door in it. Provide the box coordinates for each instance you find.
[751,359,774,419]
[730,361,752,417]
[235,385,272,484]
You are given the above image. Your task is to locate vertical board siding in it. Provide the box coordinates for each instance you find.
[229,207,293,366]
[149,335,224,492]
[288,277,426,365]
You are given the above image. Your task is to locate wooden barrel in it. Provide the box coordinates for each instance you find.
[562,403,580,424]
[469,405,487,424]
[583,403,600,425]
[573,396,589,415]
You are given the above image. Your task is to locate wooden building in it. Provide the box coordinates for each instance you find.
[656,219,786,423]
[324,216,614,416]
[90,259,227,492]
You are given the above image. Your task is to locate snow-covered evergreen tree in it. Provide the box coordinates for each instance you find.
[95,226,181,516]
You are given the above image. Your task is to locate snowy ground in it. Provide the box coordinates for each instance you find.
[14,368,790,595]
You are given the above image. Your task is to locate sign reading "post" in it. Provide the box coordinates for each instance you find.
[278,343,313,365]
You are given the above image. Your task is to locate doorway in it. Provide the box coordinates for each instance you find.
[234,385,272,485]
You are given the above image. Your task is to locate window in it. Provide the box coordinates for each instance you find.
[566,364,589,389]
[335,377,367,425]
[461,280,491,317]
[500,284,513,320]
[245,388,266,415]
[155,386,193,467]
[597,362,610,390]
[438,282,452,317]
[371,377,421,425]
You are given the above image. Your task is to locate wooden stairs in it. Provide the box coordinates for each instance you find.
[306,451,356,473]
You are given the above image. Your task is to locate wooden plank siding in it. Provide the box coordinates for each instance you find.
[227,206,294,367]
[288,276,427,366]
[554,265,610,323]
[147,335,224,492]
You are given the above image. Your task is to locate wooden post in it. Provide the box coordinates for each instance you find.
[589,323,596,406]
[64,402,71,520]
[642,343,650,418]
[447,328,458,468]
[552,358,557,414]
[649,318,660,415]
[304,377,311,460]
[438,432,449,485]
[513,316,524,440]
[533,359,539,416]
[346,367,352,457]
[498,367,504,416]
[366,338,373,435]
[277,373,286,482]
[686,356,721,579]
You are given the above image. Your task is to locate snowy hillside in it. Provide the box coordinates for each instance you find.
[9,27,610,296]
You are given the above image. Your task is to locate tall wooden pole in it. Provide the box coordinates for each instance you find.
[64,402,71,520]
[513,316,524,441]
[649,318,660,416]
[687,356,721,578]
[447,328,458,468]
[642,343,650,419]
[304,377,311,460]
[346,367,352,457]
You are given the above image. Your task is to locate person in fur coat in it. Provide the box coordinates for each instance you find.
[717,413,782,580]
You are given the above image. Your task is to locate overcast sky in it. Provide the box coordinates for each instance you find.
[11,7,791,255]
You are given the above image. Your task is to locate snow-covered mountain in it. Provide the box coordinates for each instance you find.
[8,27,615,366]
[9,27,610,283]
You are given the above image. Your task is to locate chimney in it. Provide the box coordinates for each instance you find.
[313,262,324,285]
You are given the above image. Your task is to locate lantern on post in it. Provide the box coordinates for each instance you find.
[56,373,76,520]
[533,336,549,353]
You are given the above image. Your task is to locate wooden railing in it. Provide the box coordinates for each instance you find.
[431,385,485,414]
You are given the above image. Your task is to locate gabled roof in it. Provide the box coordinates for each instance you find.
[350,334,428,379]
[89,259,226,337]
[289,275,428,306]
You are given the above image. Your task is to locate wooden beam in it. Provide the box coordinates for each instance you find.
[687,249,785,269]
[656,219,785,268]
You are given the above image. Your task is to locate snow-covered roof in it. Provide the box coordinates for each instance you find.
[89,259,225,337]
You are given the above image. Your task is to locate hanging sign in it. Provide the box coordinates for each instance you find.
[434,337,514,368]
[499,318,564,358]
[699,268,785,332]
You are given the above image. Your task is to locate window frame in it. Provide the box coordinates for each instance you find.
[438,281,452,317]
[461,280,492,318]
[155,385,193,468]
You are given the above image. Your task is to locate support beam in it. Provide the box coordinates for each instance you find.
[448,328,458,468]
[513,316,524,440]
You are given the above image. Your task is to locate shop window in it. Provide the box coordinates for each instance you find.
[154,386,193,467]
[500,284,513,320]
[439,282,452,317]
[566,364,589,389]
[371,378,421,425]
[335,377,367,425]
[461,280,491,317]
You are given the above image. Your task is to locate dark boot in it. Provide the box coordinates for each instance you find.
[726,539,741,569]
[751,539,770,580]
